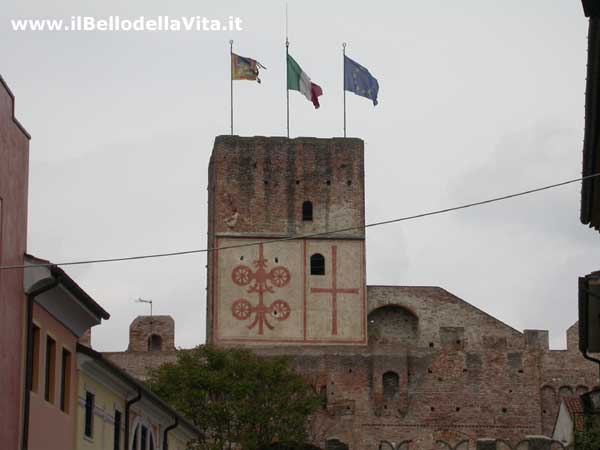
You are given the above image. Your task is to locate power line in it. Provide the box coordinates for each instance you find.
[2,172,598,271]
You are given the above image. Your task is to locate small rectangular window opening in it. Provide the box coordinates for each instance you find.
[302,201,313,222]
[85,391,95,438]
[113,409,122,450]
[44,336,56,403]
[60,348,71,412]
[31,325,40,392]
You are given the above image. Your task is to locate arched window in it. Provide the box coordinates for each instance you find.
[302,201,313,222]
[368,305,418,345]
[130,418,157,450]
[382,371,399,401]
[310,253,325,275]
[559,386,574,398]
[147,334,163,352]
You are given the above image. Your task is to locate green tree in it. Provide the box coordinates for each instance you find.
[575,416,600,450]
[148,346,321,450]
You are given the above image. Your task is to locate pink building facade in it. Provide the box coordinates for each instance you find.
[0,75,30,450]
[23,255,110,450]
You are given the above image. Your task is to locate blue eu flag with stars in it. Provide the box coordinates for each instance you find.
[344,55,379,106]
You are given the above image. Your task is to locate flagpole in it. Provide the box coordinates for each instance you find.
[286,39,290,138]
[230,40,234,135]
[343,42,347,138]
[285,1,290,138]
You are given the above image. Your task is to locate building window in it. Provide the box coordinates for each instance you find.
[31,325,40,392]
[141,425,148,450]
[302,201,313,222]
[131,422,157,450]
[382,371,399,401]
[319,385,328,408]
[310,253,325,275]
[44,336,56,403]
[114,409,122,450]
[148,334,163,352]
[85,391,95,438]
[60,348,71,412]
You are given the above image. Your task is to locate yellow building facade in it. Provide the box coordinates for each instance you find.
[76,344,198,450]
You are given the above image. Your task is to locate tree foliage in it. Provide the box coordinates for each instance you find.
[575,416,600,450]
[148,346,321,450]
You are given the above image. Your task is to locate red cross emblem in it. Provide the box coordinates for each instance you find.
[310,246,359,336]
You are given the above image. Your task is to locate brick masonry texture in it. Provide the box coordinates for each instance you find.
[127,315,176,352]
[104,136,599,450]
[104,315,177,381]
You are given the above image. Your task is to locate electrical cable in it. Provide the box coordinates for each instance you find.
[1,172,598,270]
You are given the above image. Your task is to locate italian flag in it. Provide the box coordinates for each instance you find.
[287,54,323,109]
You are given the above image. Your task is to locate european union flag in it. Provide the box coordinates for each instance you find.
[344,55,379,106]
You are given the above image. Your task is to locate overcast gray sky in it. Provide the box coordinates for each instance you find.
[2,0,598,350]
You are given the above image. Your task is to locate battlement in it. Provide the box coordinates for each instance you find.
[127,315,175,352]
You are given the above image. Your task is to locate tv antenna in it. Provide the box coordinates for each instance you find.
[135,298,153,317]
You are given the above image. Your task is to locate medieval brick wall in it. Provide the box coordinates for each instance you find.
[104,135,599,449]
[127,315,175,353]
[105,305,599,448]
[206,136,367,346]
[240,287,599,449]
[104,315,177,381]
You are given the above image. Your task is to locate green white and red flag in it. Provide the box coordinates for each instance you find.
[287,54,323,108]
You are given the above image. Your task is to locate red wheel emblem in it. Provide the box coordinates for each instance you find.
[232,265,253,286]
[231,299,252,320]
[228,244,292,335]
[270,267,291,288]
[270,300,291,321]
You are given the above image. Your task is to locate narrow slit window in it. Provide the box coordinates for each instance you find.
[31,325,40,392]
[84,391,95,438]
[45,336,56,403]
[60,348,71,412]
[310,253,325,275]
[113,409,122,450]
[302,201,313,222]
[382,371,400,401]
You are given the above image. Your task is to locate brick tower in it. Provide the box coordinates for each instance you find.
[206,136,366,346]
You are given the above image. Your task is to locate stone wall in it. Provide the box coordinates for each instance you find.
[207,135,365,238]
[127,315,175,353]
[104,315,177,381]
[206,136,366,345]
[105,292,599,449]
[105,136,599,450]
[103,350,177,381]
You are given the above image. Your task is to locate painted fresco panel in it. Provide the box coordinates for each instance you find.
[306,240,365,342]
[216,238,304,341]
[214,238,365,344]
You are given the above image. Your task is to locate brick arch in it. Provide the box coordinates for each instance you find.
[368,304,418,345]
[558,385,574,398]
[576,385,590,396]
